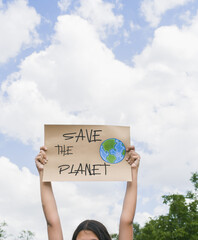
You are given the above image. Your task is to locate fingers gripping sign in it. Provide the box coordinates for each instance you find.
[35,146,48,173]
[126,146,140,168]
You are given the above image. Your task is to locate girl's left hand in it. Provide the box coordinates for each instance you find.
[126,146,140,169]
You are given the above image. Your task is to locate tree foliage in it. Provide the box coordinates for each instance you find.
[0,222,7,240]
[17,230,35,240]
[110,233,119,240]
[0,223,35,240]
[134,172,198,240]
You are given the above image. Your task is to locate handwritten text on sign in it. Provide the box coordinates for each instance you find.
[43,125,131,181]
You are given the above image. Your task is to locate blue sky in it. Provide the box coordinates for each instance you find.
[0,0,198,239]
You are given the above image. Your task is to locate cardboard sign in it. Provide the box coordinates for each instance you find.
[43,125,131,181]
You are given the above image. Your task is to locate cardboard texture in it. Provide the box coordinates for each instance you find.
[43,125,131,181]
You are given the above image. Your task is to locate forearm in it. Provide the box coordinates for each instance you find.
[36,147,63,239]
[121,168,138,224]
[119,145,140,240]
[39,172,63,240]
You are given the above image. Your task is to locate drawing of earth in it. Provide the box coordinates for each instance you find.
[99,138,126,164]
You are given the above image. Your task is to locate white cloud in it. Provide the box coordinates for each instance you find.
[113,40,120,49]
[140,0,194,27]
[132,17,198,188]
[142,197,150,205]
[58,0,71,12]
[0,157,124,239]
[153,203,169,217]
[180,10,192,23]
[0,7,198,207]
[0,76,77,149]
[75,0,123,38]
[115,0,123,10]
[123,29,131,43]
[135,195,169,226]
[135,212,153,226]
[0,0,41,63]
[130,20,141,31]
[0,156,45,239]
[0,14,131,149]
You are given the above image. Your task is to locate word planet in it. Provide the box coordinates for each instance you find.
[100,138,126,164]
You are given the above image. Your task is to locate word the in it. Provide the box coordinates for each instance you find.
[58,162,110,176]
[55,145,73,156]
[63,129,102,143]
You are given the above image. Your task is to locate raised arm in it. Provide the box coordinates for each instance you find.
[35,146,63,240]
[119,146,140,240]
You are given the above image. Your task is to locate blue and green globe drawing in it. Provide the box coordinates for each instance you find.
[100,138,126,164]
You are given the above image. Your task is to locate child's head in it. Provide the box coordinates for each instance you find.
[72,219,111,240]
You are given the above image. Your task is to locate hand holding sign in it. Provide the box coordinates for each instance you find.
[126,146,140,168]
[43,125,131,181]
[35,146,48,174]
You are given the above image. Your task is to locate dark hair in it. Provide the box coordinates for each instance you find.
[72,219,112,240]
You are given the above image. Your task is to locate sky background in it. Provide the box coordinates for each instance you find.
[0,0,198,239]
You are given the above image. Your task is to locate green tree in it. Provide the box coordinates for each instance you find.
[0,222,7,240]
[133,223,141,238]
[17,230,35,240]
[134,172,198,240]
[110,233,119,240]
[0,222,35,240]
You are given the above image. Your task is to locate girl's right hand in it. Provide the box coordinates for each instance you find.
[35,146,48,173]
